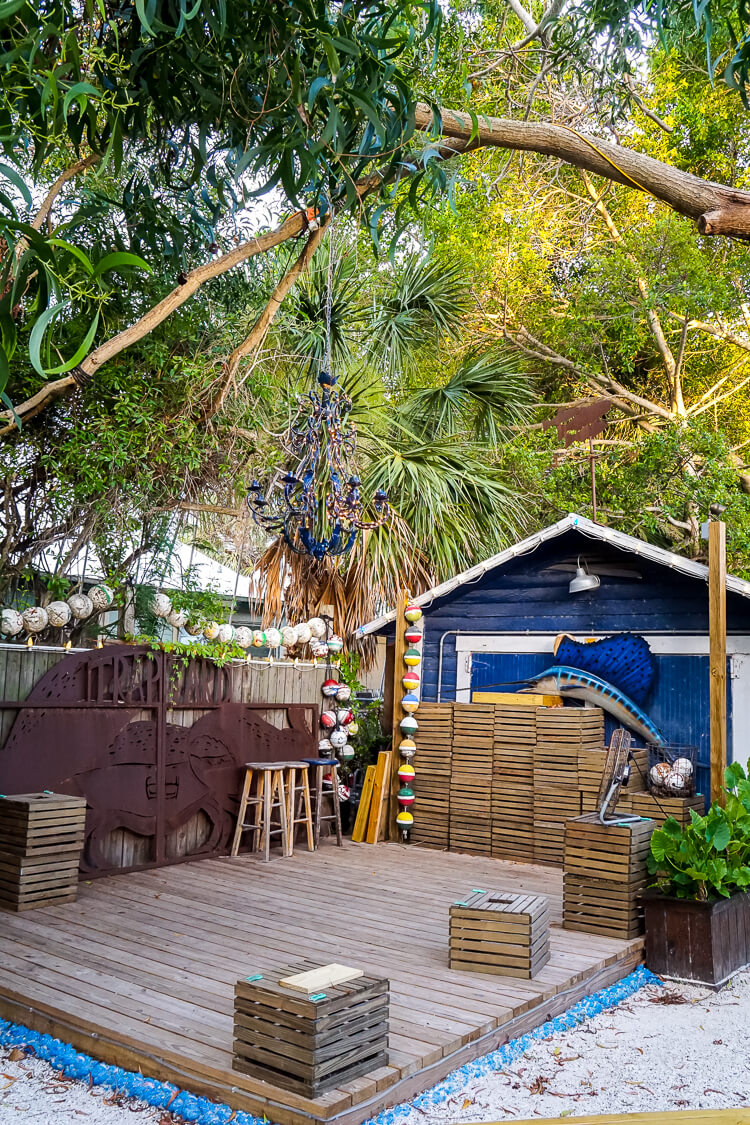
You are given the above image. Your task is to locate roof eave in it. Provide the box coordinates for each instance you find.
[356,512,750,637]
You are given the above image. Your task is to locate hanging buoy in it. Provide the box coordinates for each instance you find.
[234,626,253,648]
[152,592,172,619]
[404,626,422,645]
[401,692,419,713]
[396,810,414,828]
[403,647,421,667]
[402,669,420,691]
[398,762,415,784]
[88,584,114,611]
[47,601,71,628]
[22,606,48,633]
[321,678,340,697]
[0,609,23,636]
[397,786,415,807]
[399,737,416,758]
[400,715,418,736]
[320,711,336,729]
[67,593,94,621]
[404,604,422,623]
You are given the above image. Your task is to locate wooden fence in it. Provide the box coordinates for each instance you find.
[0,641,384,749]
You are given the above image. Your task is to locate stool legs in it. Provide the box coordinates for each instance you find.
[231,769,253,857]
[301,769,314,852]
[329,763,343,847]
[287,767,315,856]
[312,765,324,849]
[259,768,290,861]
[310,763,343,848]
[233,766,292,861]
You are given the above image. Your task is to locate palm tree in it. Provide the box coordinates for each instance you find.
[253,244,537,650]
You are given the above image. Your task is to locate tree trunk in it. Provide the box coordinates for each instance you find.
[414,104,750,240]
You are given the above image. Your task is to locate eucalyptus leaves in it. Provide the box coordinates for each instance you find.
[647,760,750,901]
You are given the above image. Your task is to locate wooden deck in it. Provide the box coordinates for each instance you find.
[0,842,645,1125]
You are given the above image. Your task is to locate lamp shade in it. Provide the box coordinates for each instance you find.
[569,559,601,595]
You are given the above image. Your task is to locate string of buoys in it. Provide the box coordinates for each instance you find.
[397,601,423,837]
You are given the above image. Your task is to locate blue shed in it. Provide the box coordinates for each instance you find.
[359,514,750,799]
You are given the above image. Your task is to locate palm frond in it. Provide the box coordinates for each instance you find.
[402,344,537,442]
[368,255,471,383]
[281,242,365,369]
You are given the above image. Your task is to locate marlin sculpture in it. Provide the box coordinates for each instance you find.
[525,664,664,746]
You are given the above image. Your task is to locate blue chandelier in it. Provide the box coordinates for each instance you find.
[246,369,389,559]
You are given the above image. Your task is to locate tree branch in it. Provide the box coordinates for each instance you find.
[414,103,750,238]
[31,156,101,232]
[580,171,685,415]
[505,323,670,424]
[200,218,330,421]
[1,139,475,438]
[0,209,314,436]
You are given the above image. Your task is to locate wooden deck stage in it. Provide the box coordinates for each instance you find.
[0,842,645,1125]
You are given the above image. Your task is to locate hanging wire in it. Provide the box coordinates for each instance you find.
[324,214,335,375]
[229,515,250,629]
[78,544,90,593]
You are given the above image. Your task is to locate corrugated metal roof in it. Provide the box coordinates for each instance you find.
[357,513,750,636]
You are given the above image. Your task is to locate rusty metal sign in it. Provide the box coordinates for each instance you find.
[543,398,613,447]
[0,645,317,876]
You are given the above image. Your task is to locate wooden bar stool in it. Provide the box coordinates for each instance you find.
[286,761,314,856]
[231,761,294,862]
[303,758,343,848]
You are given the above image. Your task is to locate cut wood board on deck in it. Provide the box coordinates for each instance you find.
[0,842,644,1125]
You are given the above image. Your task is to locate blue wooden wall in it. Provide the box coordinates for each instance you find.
[379,528,750,792]
[384,529,750,701]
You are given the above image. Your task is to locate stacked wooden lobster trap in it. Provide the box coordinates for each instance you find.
[411,700,704,854]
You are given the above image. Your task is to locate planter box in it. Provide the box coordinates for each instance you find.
[643,890,750,987]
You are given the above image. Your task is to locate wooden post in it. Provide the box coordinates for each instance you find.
[709,519,727,807]
[387,590,409,841]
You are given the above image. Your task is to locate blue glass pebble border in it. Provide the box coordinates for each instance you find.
[0,965,660,1125]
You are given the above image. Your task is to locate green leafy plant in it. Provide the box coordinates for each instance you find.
[647,760,750,900]
[131,635,247,669]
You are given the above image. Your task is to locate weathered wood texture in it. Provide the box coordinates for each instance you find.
[449,890,550,978]
[709,520,727,805]
[0,841,644,1125]
[643,891,750,987]
[0,793,86,912]
[563,814,655,940]
[410,703,451,850]
[234,963,389,1096]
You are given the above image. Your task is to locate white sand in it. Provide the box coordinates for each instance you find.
[1,971,749,1123]
[389,970,750,1124]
